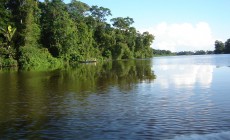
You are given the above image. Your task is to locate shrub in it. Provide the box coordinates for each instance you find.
[18,47,63,70]
[0,57,17,67]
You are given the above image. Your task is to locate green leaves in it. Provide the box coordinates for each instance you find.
[111,17,134,30]
[0,25,16,48]
[0,0,156,68]
[90,5,112,22]
[40,0,78,57]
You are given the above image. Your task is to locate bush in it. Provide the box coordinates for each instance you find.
[0,57,17,67]
[18,47,63,70]
[0,47,16,59]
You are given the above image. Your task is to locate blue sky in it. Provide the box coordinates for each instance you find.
[63,0,230,51]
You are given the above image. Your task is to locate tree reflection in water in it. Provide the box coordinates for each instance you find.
[0,59,156,139]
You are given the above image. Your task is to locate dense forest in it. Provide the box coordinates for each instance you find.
[0,0,154,68]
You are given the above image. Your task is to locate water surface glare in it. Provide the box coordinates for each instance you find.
[0,55,230,140]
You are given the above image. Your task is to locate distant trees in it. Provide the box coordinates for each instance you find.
[214,39,230,54]
[214,40,225,54]
[176,50,213,55]
[152,49,173,56]
[152,49,213,56]
[225,39,230,54]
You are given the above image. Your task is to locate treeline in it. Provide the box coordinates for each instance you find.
[214,39,230,54]
[176,50,213,55]
[0,0,154,68]
[152,49,213,56]
[152,49,174,56]
[152,38,230,56]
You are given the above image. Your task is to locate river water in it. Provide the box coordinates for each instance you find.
[0,55,230,140]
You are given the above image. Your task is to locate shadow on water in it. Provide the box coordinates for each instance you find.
[0,59,156,139]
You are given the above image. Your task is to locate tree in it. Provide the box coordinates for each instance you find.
[40,0,78,58]
[214,40,225,54]
[142,31,154,47]
[22,0,41,47]
[194,50,206,55]
[68,0,90,21]
[6,0,41,48]
[225,38,230,54]
[111,17,134,30]
[90,5,112,22]
[1,0,157,68]
[134,31,154,58]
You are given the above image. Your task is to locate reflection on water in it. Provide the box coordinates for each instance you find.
[0,60,156,139]
[0,55,230,140]
[154,65,214,89]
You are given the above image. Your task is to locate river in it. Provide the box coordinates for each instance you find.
[0,54,230,140]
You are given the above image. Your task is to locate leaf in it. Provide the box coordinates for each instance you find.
[8,25,12,32]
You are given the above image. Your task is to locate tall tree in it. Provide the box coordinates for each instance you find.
[22,0,41,47]
[90,5,112,22]
[7,0,41,48]
[111,17,134,30]
[68,0,90,22]
[40,0,78,58]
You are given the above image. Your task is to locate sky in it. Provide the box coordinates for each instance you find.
[63,0,230,52]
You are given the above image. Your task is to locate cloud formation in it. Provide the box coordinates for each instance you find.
[141,22,215,52]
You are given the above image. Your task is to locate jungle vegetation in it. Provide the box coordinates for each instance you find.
[0,0,154,68]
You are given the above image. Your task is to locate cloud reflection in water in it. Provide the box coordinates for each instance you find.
[153,65,214,89]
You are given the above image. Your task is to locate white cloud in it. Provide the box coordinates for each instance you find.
[140,22,215,52]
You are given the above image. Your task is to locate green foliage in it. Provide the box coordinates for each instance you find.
[214,40,225,54]
[176,50,214,55]
[112,43,133,59]
[0,0,12,28]
[111,17,134,30]
[40,0,78,58]
[0,47,16,59]
[0,25,16,49]
[90,5,112,22]
[102,50,112,59]
[68,0,90,21]
[0,57,17,67]
[1,0,156,69]
[194,50,206,55]
[18,47,63,69]
[213,39,230,54]
[153,49,173,56]
[22,0,41,47]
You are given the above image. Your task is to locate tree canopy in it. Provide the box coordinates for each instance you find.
[214,39,230,54]
[0,0,155,68]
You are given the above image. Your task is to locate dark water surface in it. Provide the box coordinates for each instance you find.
[0,55,230,140]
